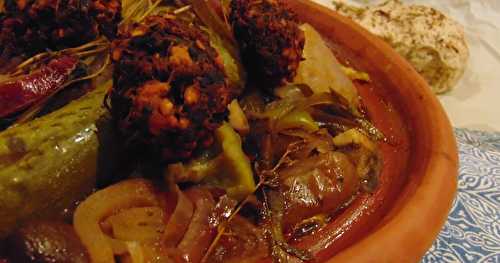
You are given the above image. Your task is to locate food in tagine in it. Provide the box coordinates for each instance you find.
[0,0,121,67]
[0,40,109,129]
[0,80,111,238]
[0,55,80,118]
[109,15,237,162]
[0,1,388,262]
[5,221,90,262]
[0,0,123,128]
[230,0,305,87]
[0,0,157,236]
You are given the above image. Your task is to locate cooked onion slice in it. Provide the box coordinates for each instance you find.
[104,207,165,243]
[177,188,217,263]
[162,185,194,247]
[73,179,159,263]
[279,151,360,228]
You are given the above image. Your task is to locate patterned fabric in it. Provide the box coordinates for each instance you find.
[422,129,500,263]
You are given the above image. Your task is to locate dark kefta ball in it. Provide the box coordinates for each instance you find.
[0,0,121,63]
[230,0,305,87]
[110,16,236,163]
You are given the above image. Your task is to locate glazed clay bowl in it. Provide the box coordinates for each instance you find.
[284,1,459,262]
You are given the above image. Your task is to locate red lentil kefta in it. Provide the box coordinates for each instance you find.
[0,0,121,64]
[230,0,305,87]
[109,16,237,162]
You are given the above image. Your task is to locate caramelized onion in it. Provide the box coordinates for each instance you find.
[177,188,217,263]
[207,216,267,263]
[163,185,194,247]
[280,151,360,228]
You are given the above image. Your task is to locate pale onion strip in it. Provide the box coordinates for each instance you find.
[162,185,194,247]
[126,241,145,263]
[107,237,129,255]
[177,189,216,263]
[105,206,165,242]
[73,179,159,263]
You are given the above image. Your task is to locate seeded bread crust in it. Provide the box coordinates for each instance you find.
[333,0,469,94]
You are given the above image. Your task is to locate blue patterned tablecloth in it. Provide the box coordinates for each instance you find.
[422,129,500,263]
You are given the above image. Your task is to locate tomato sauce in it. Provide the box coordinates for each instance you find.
[289,44,412,261]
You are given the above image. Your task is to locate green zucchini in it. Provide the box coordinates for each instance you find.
[0,80,111,237]
[0,7,245,238]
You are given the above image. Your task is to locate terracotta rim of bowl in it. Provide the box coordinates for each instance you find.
[286,1,459,262]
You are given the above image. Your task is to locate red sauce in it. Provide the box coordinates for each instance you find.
[208,7,411,260]
[256,77,411,263]
[290,43,412,261]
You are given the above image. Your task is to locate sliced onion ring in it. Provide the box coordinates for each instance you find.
[177,188,217,263]
[73,179,159,263]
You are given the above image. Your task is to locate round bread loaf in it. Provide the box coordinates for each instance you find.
[333,0,469,94]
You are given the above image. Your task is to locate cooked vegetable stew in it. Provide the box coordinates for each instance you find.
[0,0,390,262]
